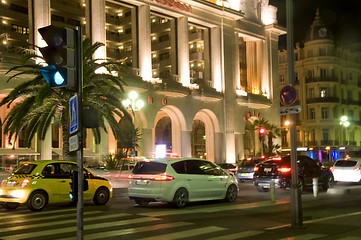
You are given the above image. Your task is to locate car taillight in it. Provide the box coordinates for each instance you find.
[235,166,239,172]
[153,175,174,181]
[0,179,5,187]
[128,174,133,179]
[253,166,259,172]
[329,167,334,172]
[354,167,360,172]
[20,179,30,188]
[277,167,291,173]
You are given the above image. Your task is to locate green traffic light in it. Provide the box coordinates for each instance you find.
[54,71,65,85]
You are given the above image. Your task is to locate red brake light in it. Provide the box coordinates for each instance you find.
[128,174,133,179]
[253,166,259,172]
[277,167,291,173]
[329,167,334,172]
[20,179,30,188]
[153,175,174,181]
[1,179,5,187]
[260,155,266,159]
[247,158,252,161]
[272,157,282,161]
[354,167,360,172]
[235,166,239,172]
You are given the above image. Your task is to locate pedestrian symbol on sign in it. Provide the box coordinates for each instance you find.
[69,95,78,134]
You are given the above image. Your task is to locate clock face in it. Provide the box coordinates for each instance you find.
[319,27,327,38]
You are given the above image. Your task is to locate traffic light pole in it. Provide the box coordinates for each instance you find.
[75,26,84,240]
[286,0,303,228]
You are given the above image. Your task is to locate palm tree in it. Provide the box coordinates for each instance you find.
[267,123,281,156]
[0,38,134,158]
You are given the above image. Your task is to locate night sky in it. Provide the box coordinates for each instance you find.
[269,0,361,45]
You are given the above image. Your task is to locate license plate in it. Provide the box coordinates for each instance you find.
[264,168,272,173]
[5,182,16,187]
[241,173,249,176]
[136,180,148,185]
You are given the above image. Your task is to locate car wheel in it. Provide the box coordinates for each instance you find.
[225,184,238,202]
[172,188,188,208]
[256,186,269,192]
[93,187,110,205]
[322,176,334,191]
[135,199,150,207]
[27,190,48,211]
[1,202,20,210]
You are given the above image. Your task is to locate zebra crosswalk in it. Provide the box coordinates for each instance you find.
[0,202,360,240]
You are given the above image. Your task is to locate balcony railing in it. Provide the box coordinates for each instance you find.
[305,76,338,83]
[306,97,339,104]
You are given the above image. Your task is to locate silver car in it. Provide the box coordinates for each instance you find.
[128,158,238,208]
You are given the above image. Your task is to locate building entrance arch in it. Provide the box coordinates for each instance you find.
[154,106,186,157]
[192,109,220,162]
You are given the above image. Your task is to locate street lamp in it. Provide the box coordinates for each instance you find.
[340,115,350,146]
[122,91,144,157]
[122,91,144,125]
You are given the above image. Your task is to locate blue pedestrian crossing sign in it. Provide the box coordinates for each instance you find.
[69,95,79,134]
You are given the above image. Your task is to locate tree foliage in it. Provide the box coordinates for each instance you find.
[0,38,134,157]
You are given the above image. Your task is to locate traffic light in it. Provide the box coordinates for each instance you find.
[38,25,77,89]
[259,127,266,141]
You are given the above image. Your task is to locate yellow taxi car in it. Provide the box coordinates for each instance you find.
[0,160,112,211]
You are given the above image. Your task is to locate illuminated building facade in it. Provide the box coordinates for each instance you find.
[279,9,361,161]
[0,0,284,168]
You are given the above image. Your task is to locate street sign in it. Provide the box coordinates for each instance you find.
[280,85,297,105]
[69,134,79,152]
[279,105,301,115]
[69,94,78,134]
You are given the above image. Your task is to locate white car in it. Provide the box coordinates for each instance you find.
[331,158,361,183]
[128,158,238,208]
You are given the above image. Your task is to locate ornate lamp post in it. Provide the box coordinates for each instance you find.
[340,115,350,146]
[122,91,144,156]
[122,91,144,125]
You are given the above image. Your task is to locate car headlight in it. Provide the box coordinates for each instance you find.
[11,190,25,199]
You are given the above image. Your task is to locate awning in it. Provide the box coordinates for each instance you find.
[0,148,40,156]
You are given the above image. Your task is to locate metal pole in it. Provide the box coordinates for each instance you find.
[286,0,303,228]
[76,26,84,240]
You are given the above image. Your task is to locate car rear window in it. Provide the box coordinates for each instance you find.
[132,161,167,174]
[239,160,260,167]
[335,160,357,167]
[220,164,235,169]
[14,164,37,174]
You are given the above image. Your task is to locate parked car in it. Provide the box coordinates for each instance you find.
[219,163,238,174]
[128,158,238,208]
[236,157,265,182]
[331,157,361,183]
[253,155,334,192]
[0,160,112,211]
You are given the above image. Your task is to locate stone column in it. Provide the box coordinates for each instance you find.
[177,16,190,87]
[140,128,153,158]
[86,0,106,58]
[181,130,191,157]
[211,27,222,91]
[29,0,52,159]
[138,5,152,81]
[28,0,50,48]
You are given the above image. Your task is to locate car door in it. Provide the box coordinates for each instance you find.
[184,160,213,200]
[206,162,229,197]
[57,163,76,201]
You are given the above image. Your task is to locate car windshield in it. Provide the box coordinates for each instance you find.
[13,164,37,174]
[132,161,167,174]
[335,160,357,167]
